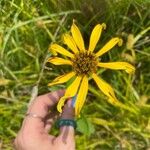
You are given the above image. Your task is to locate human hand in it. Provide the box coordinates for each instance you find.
[14,89,75,150]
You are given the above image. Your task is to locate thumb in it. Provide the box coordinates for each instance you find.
[58,99,75,145]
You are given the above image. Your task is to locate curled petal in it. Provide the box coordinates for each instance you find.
[88,23,106,52]
[96,38,123,57]
[98,62,135,74]
[57,76,82,113]
[63,34,79,53]
[92,73,116,98]
[92,73,137,113]
[57,96,68,113]
[48,72,75,86]
[71,22,85,52]
[50,44,74,58]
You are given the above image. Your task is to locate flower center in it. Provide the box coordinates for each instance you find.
[72,51,98,75]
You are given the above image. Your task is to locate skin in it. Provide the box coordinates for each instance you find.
[14,89,75,150]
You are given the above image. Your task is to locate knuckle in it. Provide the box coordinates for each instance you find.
[35,96,46,105]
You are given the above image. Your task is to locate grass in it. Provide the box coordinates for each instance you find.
[0,0,150,149]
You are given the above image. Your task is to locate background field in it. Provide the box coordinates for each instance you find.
[0,0,150,149]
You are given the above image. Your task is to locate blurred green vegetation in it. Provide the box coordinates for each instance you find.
[0,0,150,149]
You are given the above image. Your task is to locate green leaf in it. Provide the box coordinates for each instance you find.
[77,116,95,136]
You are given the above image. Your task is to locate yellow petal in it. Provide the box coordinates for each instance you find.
[71,22,85,52]
[92,73,116,98]
[48,44,57,56]
[75,76,88,116]
[57,75,82,113]
[96,38,123,57]
[65,76,82,97]
[50,44,74,58]
[63,34,79,53]
[47,57,72,65]
[92,73,137,113]
[48,72,75,86]
[98,62,135,74]
[57,96,68,113]
[88,23,106,52]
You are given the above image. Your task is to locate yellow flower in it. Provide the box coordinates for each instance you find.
[47,22,135,116]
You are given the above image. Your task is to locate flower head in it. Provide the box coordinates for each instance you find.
[47,21,135,116]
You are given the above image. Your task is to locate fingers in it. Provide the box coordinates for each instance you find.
[27,89,65,117]
[58,99,75,145]
[60,99,75,120]
[44,111,58,132]
[22,89,65,133]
